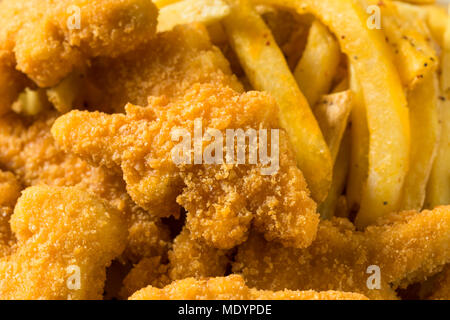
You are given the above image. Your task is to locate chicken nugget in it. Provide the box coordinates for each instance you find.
[0,186,127,299]
[52,84,319,249]
[0,111,170,263]
[0,0,158,114]
[129,274,367,300]
[233,206,450,300]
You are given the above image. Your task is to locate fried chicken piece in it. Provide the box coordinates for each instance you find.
[129,275,367,300]
[120,227,230,299]
[119,256,170,300]
[52,84,319,249]
[0,0,158,98]
[0,112,170,263]
[83,24,243,113]
[168,227,230,280]
[429,266,450,300]
[233,206,450,300]
[0,186,127,299]
[0,171,21,258]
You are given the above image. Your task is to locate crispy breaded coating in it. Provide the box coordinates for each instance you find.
[0,112,170,263]
[233,206,450,300]
[168,227,230,280]
[0,171,21,258]
[52,84,319,249]
[120,228,230,299]
[84,24,243,113]
[0,0,158,88]
[129,275,367,300]
[0,186,127,300]
[119,256,170,300]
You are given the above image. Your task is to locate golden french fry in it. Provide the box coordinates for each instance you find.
[346,64,369,217]
[158,0,231,33]
[394,1,449,47]
[400,72,440,211]
[313,90,352,164]
[223,0,332,202]
[46,72,84,114]
[426,8,450,207]
[12,88,50,116]
[294,20,341,107]
[319,130,351,220]
[372,0,438,89]
[153,0,180,8]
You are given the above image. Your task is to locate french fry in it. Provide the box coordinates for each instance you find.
[223,0,332,202]
[426,8,450,207]
[158,0,231,33]
[46,72,84,114]
[346,64,369,217]
[372,0,439,89]
[394,1,449,47]
[12,88,51,116]
[294,20,341,107]
[400,72,440,211]
[319,129,351,220]
[153,0,180,8]
[313,90,352,164]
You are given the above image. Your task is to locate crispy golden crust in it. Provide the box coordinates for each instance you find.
[119,256,170,300]
[0,0,158,88]
[84,24,243,113]
[168,228,230,280]
[233,206,450,300]
[0,186,127,300]
[52,84,319,250]
[129,275,368,300]
[0,112,170,263]
[0,171,21,258]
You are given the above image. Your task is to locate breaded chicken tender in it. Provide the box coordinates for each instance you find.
[168,227,230,280]
[52,84,319,249]
[83,24,243,113]
[0,186,127,300]
[120,227,230,299]
[233,206,450,300]
[0,0,158,114]
[0,112,170,263]
[129,275,368,300]
[0,171,21,258]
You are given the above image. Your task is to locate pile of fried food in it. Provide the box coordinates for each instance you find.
[0,0,449,300]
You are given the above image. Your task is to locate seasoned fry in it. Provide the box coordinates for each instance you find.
[294,20,341,107]
[346,64,369,219]
[400,72,440,211]
[319,131,351,219]
[394,1,449,47]
[313,90,352,163]
[426,9,450,207]
[158,0,231,32]
[374,0,438,89]
[223,0,332,203]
